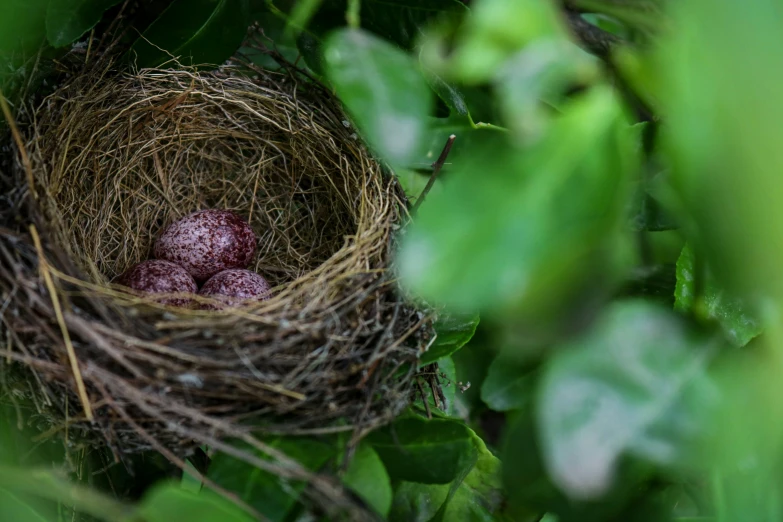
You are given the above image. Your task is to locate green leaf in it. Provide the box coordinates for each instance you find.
[480,353,538,412]
[239,8,301,70]
[399,86,636,318]
[139,483,254,522]
[658,0,783,304]
[421,0,568,83]
[415,356,457,416]
[300,0,468,52]
[537,300,720,500]
[496,39,598,139]
[367,416,476,484]
[675,244,762,347]
[0,488,49,522]
[420,312,480,365]
[358,0,468,50]
[0,0,48,55]
[207,438,334,522]
[422,67,500,126]
[45,0,122,47]
[409,114,506,173]
[129,0,251,68]
[342,443,393,517]
[395,168,443,203]
[324,28,433,167]
[389,430,504,522]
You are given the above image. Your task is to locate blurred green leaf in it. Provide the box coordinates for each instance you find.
[45,0,122,47]
[480,353,538,412]
[207,438,334,521]
[300,0,467,53]
[421,0,568,83]
[129,0,250,67]
[537,300,720,500]
[420,312,480,365]
[358,0,467,49]
[631,173,680,232]
[389,430,504,522]
[324,28,433,166]
[399,86,636,319]
[139,483,254,522]
[0,0,49,54]
[675,244,762,347]
[0,465,130,521]
[368,416,476,484]
[569,0,662,34]
[342,443,393,517]
[496,39,598,138]
[422,67,501,127]
[285,0,324,35]
[0,488,49,522]
[658,0,783,303]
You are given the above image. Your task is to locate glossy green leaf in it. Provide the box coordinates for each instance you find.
[399,86,636,317]
[139,483,254,522]
[342,443,393,517]
[207,438,334,521]
[537,300,720,500]
[129,0,250,68]
[420,312,480,365]
[0,489,48,522]
[368,416,476,484]
[480,353,538,412]
[324,28,433,166]
[389,430,504,522]
[675,244,762,347]
[45,0,122,47]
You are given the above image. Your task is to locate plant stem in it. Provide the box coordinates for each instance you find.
[411,134,456,215]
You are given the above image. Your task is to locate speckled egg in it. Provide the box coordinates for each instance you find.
[198,269,271,308]
[153,209,257,282]
[116,260,197,307]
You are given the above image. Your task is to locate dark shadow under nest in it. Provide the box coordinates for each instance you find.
[0,50,434,516]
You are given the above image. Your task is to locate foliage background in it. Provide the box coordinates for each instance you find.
[2,0,782,521]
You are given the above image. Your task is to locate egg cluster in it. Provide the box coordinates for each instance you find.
[117,209,271,308]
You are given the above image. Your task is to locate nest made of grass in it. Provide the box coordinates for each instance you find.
[0,54,433,466]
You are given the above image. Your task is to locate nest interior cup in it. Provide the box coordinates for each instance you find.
[0,63,430,455]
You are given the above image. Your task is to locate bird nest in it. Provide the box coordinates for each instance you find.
[0,53,432,468]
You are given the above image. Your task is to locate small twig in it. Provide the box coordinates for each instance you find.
[410,134,456,214]
[416,377,432,419]
[29,225,94,421]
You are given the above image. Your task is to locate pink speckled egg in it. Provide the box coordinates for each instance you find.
[154,209,257,282]
[198,269,271,308]
[116,260,197,307]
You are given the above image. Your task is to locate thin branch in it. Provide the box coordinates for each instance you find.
[416,377,432,419]
[411,134,456,215]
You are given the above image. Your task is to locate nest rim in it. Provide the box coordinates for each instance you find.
[0,49,432,465]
